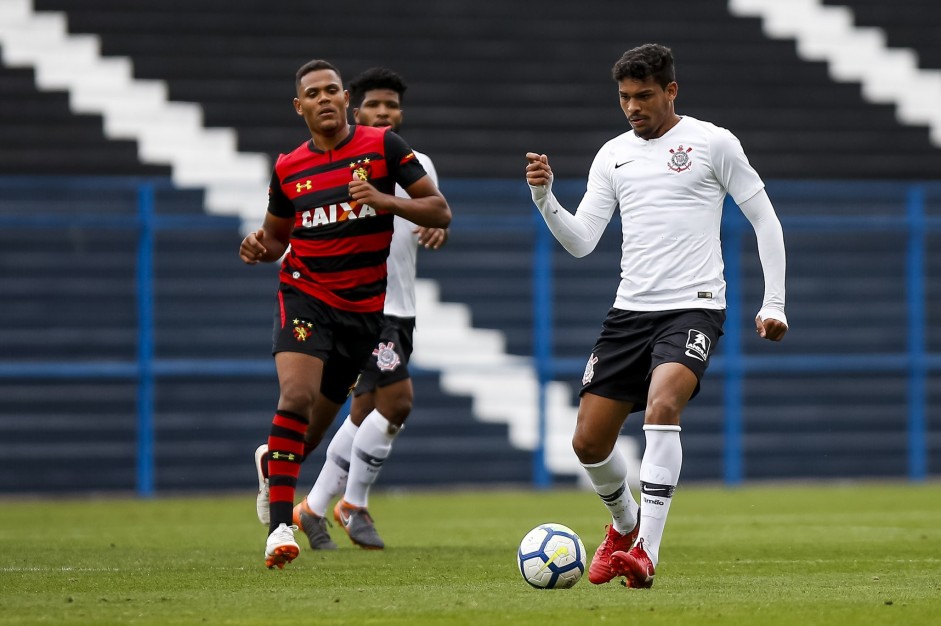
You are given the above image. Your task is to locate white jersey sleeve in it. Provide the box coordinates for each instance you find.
[709,127,765,205]
[708,130,787,324]
[529,148,618,257]
[738,189,787,325]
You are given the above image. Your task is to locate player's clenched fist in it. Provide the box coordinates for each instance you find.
[240,229,268,264]
[525,152,553,187]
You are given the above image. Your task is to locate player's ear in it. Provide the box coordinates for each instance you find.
[352,107,361,123]
[293,97,303,116]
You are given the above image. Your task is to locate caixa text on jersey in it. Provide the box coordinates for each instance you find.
[301,203,382,227]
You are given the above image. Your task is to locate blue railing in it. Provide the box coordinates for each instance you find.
[0,177,256,496]
[1,177,938,494]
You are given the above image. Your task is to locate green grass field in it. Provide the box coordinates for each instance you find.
[1,483,939,625]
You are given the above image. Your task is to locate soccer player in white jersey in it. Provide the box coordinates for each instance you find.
[525,43,787,589]
[254,67,447,550]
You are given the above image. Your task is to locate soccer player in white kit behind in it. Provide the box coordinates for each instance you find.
[255,67,447,550]
[525,43,788,589]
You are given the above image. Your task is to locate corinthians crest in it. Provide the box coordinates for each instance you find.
[582,353,599,385]
[667,145,693,172]
[349,158,372,181]
[373,341,400,372]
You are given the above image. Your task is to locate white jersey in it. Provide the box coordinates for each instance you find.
[554,116,767,311]
[384,149,438,318]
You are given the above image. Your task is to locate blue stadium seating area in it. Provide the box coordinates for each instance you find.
[1,0,940,494]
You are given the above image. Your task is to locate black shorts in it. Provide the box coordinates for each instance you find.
[579,308,726,413]
[272,285,383,404]
[353,315,415,396]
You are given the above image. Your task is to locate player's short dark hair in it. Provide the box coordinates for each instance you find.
[349,67,408,108]
[295,59,342,88]
[612,44,675,89]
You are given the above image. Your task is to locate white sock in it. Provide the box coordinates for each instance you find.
[638,424,682,566]
[580,445,639,535]
[344,410,400,508]
[306,416,358,516]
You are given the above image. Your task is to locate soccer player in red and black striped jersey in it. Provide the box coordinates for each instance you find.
[239,59,451,569]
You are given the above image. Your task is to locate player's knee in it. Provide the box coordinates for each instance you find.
[644,396,683,424]
[278,382,317,416]
[350,404,370,425]
[379,395,412,425]
[572,430,607,464]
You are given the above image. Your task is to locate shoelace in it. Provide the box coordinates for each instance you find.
[634,538,646,555]
[599,526,621,553]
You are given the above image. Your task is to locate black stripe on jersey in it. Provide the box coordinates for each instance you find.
[333,279,387,303]
[281,152,384,185]
[301,248,390,273]
[291,181,396,212]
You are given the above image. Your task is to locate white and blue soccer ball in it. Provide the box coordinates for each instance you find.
[517,523,586,589]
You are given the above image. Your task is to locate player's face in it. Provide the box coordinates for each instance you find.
[353,88,403,132]
[618,76,678,140]
[294,69,349,136]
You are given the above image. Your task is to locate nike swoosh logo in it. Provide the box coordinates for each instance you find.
[615,160,635,169]
[339,509,352,527]
[537,545,569,573]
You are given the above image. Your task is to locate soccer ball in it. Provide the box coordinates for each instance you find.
[517,523,586,589]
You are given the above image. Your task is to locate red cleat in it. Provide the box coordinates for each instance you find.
[610,538,655,588]
[587,519,639,584]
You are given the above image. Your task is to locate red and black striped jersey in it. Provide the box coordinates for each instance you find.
[267,125,428,313]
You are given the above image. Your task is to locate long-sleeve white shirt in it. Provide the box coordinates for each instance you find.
[531,116,786,325]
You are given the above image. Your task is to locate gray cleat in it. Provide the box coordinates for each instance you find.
[333,499,385,549]
[293,501,338,550]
